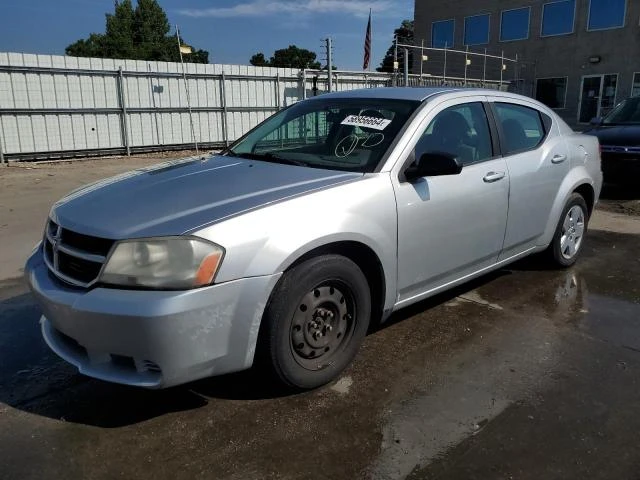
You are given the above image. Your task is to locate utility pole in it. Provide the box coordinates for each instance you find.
[393,35,398,86]
[325,37,334,92]
[403,48,409,87]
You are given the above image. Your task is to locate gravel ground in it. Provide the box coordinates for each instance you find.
[598,185,640,216]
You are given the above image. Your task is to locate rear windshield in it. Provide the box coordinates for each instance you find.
[604,97,640,125]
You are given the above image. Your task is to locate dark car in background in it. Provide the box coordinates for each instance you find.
[585,97,640,185]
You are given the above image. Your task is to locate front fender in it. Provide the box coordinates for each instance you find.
[539,166,596,247]
[195,175,399,312]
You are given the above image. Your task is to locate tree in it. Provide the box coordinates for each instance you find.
[249,45,321,69]
[104,0,135,58]
[377,20,414,73]
[66,33,107,58]
[66,0,208,63]
[250,53,269,67]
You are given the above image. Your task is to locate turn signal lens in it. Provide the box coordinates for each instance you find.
[195,251,224,286]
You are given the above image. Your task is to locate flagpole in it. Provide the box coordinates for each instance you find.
[176,25,199,155]
[369,8,372,72]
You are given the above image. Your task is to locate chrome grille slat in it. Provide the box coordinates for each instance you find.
[43,220,114,288]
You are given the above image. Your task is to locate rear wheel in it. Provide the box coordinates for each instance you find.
[261,255,371,389]
[547,193,589,267]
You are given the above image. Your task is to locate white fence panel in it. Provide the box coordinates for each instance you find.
[0,52,459,161]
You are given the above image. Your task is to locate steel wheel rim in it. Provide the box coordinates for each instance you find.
[560,205,586,260]
[290,281,356,371]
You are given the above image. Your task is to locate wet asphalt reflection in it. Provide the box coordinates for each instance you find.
[0,229,639,480]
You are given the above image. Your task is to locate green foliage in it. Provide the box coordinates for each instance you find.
[66,0,209,63]
[249,53,269,67]
[377,20,414,73]
[250,45,321,69]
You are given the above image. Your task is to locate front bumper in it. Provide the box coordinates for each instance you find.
[25,248,281,388]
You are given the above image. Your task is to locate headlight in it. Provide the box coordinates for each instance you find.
[100,237,224,289]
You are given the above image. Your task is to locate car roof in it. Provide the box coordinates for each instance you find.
[317,87,461,102]
[316,87,542,105]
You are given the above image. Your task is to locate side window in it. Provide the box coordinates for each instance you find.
[415,102,493,166]
[494,103,547,155]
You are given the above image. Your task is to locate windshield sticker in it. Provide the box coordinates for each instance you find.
[341,115,392,131]
[361,133,385,148]
[335,134,359,157]
[334,132,386,157]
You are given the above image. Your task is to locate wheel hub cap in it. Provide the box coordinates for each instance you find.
[560,205,586,260]
[290,284,355,369]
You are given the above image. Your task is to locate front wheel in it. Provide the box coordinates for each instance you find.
[261,255,371,389]
[547,193,589,268]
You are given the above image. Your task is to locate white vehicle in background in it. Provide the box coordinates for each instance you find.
[25,87,602,390]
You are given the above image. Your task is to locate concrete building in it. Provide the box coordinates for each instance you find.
[413,0,640,127]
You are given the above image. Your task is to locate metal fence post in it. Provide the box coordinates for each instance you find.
[500,51,504,90]
[403,48,409,86]
[327,37,333,92]
[464,46,469,86]
[483,48,487,88]
[117,67,131,156]
[302,69,307,100]
[515,53,520,94]
[443,44,448,85]
[0,135,5,165]
[220,71,229,147]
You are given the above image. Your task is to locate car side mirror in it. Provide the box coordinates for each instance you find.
[590,117,604,126]
[404,152,463,182]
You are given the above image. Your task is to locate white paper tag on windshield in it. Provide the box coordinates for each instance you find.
[341,115,392,131]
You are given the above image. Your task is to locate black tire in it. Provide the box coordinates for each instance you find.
[547,193,589,268]
[260,255,371,390]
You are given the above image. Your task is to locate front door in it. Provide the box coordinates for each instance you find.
[394,98,509,305]
[578,74,618,123]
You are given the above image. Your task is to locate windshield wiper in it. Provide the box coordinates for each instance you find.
[231,152,310,167]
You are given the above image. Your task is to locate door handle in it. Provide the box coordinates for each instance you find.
[552,154,567,164]
[483,171,506,183]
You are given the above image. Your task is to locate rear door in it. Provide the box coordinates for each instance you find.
[487,99,571,259]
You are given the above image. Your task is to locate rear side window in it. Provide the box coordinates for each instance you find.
[494,103,547,155]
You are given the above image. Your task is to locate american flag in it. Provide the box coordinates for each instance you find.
[363,10,372,70]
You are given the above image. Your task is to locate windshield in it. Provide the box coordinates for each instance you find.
[227,97,421,172]
[604,97,640,125]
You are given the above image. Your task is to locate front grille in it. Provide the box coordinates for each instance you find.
[43,219,115,288]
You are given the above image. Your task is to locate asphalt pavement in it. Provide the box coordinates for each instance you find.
[1,225,639,480]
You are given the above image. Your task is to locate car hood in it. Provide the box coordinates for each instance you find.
[51,155,362,239]
[584,125,640,146]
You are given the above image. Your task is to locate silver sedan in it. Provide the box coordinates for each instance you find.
[25,87,602,389]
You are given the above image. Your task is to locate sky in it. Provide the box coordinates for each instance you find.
[0,0,413,70]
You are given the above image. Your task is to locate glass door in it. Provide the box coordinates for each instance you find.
[578,76,602,123]
[578,74,618,123]
[600,74,618,117]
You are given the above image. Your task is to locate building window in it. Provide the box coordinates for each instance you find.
[536,78,568,109]
[541,0,576,37]
[432,19,455,48]
[632,73,640,97]
[500,7,530,41]
[588,0,626,31]
[464,14,490,46]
